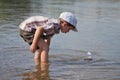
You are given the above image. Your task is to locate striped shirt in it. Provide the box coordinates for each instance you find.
[19,16,60,39]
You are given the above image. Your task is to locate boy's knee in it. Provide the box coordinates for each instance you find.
[34,49,42,57]
[34,56,40,60]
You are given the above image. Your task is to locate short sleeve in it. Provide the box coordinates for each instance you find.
[42,19,60,38]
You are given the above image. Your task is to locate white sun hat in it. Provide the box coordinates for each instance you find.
[59,12,78,32]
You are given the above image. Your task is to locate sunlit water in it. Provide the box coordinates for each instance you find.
[0,0,120,80]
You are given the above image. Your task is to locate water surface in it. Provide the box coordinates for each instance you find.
[0,0,120,80]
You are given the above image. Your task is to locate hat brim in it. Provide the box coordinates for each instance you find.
[72,27,78,32]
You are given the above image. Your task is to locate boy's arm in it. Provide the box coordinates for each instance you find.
[30,26,44,53]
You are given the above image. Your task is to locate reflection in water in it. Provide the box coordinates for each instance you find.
[0,0,31,25]
[22,63,50,80]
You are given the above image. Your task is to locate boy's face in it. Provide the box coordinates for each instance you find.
[60,21,74,33]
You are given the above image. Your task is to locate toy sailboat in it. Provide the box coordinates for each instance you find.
[84,52,93,60]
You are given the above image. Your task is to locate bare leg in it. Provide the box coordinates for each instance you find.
[34,49,42,65]
[41,50,49,63]
[40,40,49,63]
[37,38,49,63]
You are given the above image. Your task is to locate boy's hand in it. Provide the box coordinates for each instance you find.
[30,44,36,53]
[30,27,44,53]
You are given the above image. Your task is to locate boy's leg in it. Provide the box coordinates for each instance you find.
[38,38,49,63]
[41,50,49,63]
[34,49,42,65]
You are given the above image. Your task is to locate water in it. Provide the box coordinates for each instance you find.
[0,0,120,80]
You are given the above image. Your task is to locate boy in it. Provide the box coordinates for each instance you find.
[19,12,77,65]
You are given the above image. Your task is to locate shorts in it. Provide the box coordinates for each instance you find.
[20,29,52,49]
[20,29,35,45]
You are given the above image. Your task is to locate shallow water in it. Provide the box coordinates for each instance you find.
[0,0,120,80]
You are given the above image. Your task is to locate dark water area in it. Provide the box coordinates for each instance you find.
[0,0,120,80]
